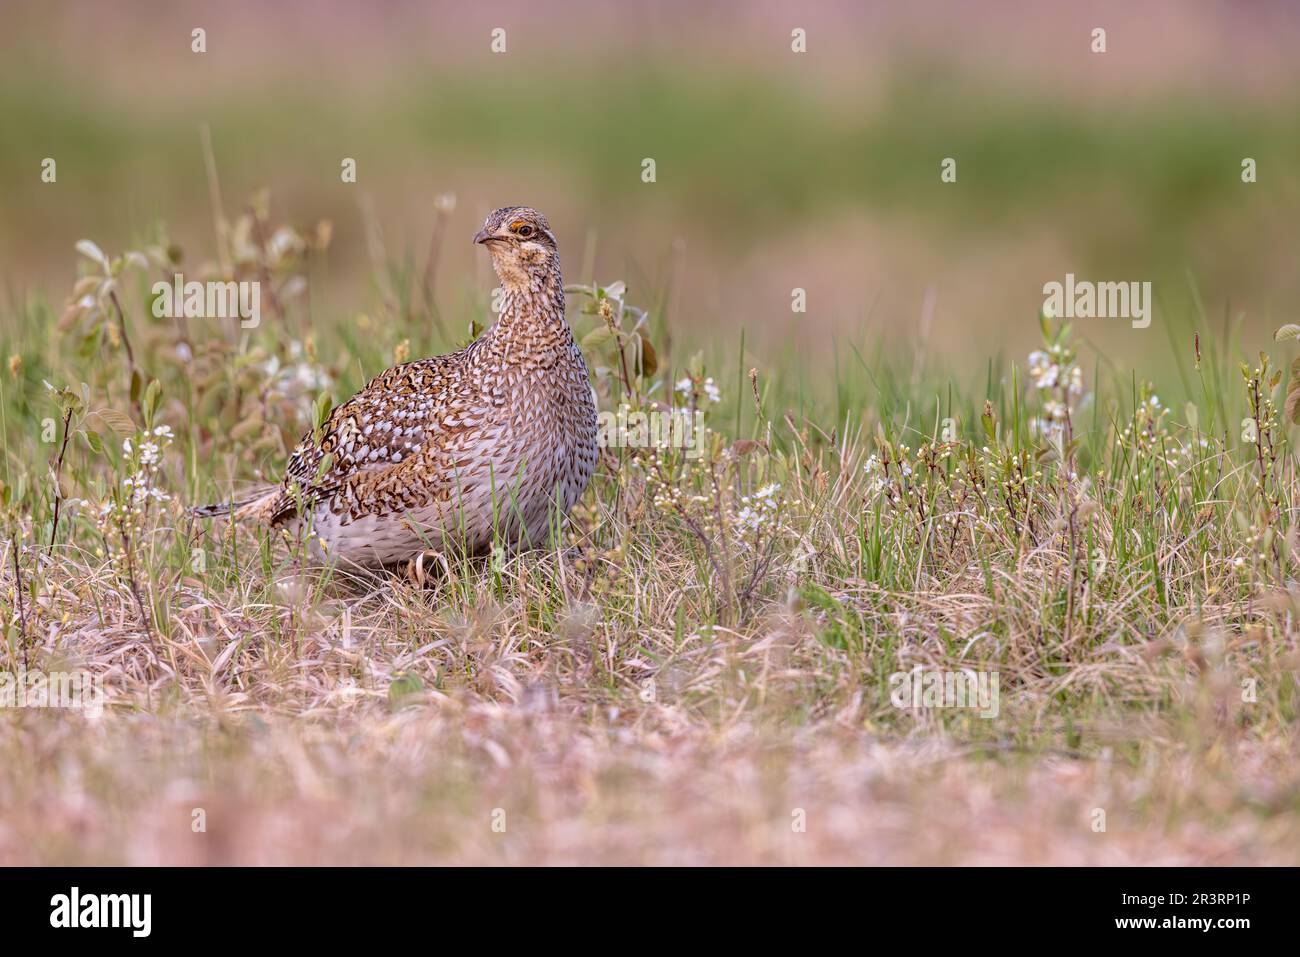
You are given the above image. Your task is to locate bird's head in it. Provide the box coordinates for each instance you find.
[474,206,559,288]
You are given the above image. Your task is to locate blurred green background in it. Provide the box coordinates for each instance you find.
[1,0,1298,400]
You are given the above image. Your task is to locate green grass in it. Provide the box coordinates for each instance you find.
[3,60,1297,281]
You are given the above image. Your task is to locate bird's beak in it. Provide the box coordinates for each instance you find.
[474,227,497,245]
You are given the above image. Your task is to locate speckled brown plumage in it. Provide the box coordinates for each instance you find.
[196,206,598,567]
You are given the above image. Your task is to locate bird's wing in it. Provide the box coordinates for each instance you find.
[269,352,471,526]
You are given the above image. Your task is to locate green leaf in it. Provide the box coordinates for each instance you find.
[315,453,334,481]
[313,392,333,441]
[636,334,658,377]
[1275,324,1300,342]
[314,392,333,429]
[143,379,162,425]
[75,239,110,272]
[94,409,136,437]
[582,325,616,352]
[388,672,424,710]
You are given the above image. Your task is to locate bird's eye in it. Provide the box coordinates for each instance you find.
[516,224,534,238]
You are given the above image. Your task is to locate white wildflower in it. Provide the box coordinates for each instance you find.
[1028,351,1059,390]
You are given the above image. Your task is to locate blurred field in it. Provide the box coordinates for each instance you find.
[2,1,1300,866]
[3,1,1299,375]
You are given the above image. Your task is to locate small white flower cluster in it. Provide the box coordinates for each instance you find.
[1028,346,1085,443]
[675,375,721,404]
[1174,436,1213,462]
[68,421,178,551]
[1115,388,1172,452]
[262,340,332,421]
[74,421,177,572]
[735,482,780,532]
[1028,349,1084,397]
[651,481,712,512]
[864,453,893,495]
[863,452,913,498]
[650,468,712,512]
[119,425,175,510]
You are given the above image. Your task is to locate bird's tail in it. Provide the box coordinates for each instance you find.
[191,487,283,524]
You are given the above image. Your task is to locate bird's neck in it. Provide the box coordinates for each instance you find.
[489,267,569,351]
